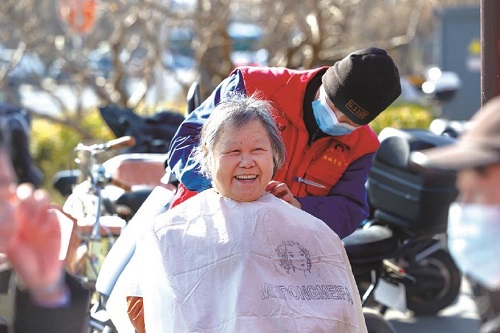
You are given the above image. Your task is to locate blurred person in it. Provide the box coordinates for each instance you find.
[0,126,90,333]
[411,96,500,333]
[0,103,43,188]
[109,94,367,333]
[167,47,401,239]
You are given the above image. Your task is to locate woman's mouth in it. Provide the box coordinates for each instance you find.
[234,174,258,181]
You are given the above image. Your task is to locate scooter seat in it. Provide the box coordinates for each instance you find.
[116,188,153,216]
[343,225,398,263]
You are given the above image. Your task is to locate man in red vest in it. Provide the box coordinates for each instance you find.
[167,47,401,239]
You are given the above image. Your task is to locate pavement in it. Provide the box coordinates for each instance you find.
[384,277,481,332]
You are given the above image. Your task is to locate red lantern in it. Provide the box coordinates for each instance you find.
[60,0,97,35]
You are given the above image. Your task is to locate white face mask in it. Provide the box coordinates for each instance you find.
[447,202,500,290]
[311,87,358,136]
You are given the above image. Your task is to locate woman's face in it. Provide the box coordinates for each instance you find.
[211,118,275,202]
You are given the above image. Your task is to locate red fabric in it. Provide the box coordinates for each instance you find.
[170,183,198,208]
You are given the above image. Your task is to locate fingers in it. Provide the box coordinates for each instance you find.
[13,184,59,249]
[265,181,289,197]
[4,184,64,290]
[265,180,278,192]
[266,181,287,198]
[0,201,16,252]
[266,181,293,202]
[16,184,52,226]
[266,181,302,209]
[0,183,19,250]
[17,183,51,207]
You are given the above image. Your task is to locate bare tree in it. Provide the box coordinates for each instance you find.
[0,0,478,138]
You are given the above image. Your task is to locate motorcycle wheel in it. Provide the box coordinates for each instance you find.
[405,249,462,315]
[363,308,397,333]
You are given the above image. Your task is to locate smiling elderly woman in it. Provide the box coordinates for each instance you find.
[192,93,286,202]
[108,94,367,333]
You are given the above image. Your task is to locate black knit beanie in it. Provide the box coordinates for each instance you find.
[322,47,401,125]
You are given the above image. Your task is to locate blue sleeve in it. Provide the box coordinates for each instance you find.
[296,153,374,239]
[167,71,247,191]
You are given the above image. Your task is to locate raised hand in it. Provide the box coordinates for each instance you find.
[265,180,301,209]
[4,184,68,302]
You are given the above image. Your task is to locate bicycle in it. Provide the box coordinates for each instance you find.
[62,136,136,289]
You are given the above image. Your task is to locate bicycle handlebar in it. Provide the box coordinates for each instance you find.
[110,177,132,192]
[90,136,137,152]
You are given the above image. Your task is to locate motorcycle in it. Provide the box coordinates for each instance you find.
[343,126,462,316]
[54,142,171,288]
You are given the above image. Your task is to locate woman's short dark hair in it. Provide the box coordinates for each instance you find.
[193,93,286,179]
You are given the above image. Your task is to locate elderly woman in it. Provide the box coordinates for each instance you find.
[109,94,367,333]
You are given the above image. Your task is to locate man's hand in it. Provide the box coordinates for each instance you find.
[266,181,301,209]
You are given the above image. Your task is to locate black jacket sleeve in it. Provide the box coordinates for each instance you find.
[14,273,90,333]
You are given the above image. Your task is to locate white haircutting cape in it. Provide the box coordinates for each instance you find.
[108,189,367,333]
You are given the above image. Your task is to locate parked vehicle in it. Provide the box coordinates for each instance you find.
[343,127,462,316]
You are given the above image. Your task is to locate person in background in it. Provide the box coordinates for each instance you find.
[110,94,367,333]
[411,96,500,333]
[167,47,401,239]
[0,126,90,333]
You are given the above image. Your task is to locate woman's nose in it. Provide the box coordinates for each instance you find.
[239,153,255,168]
